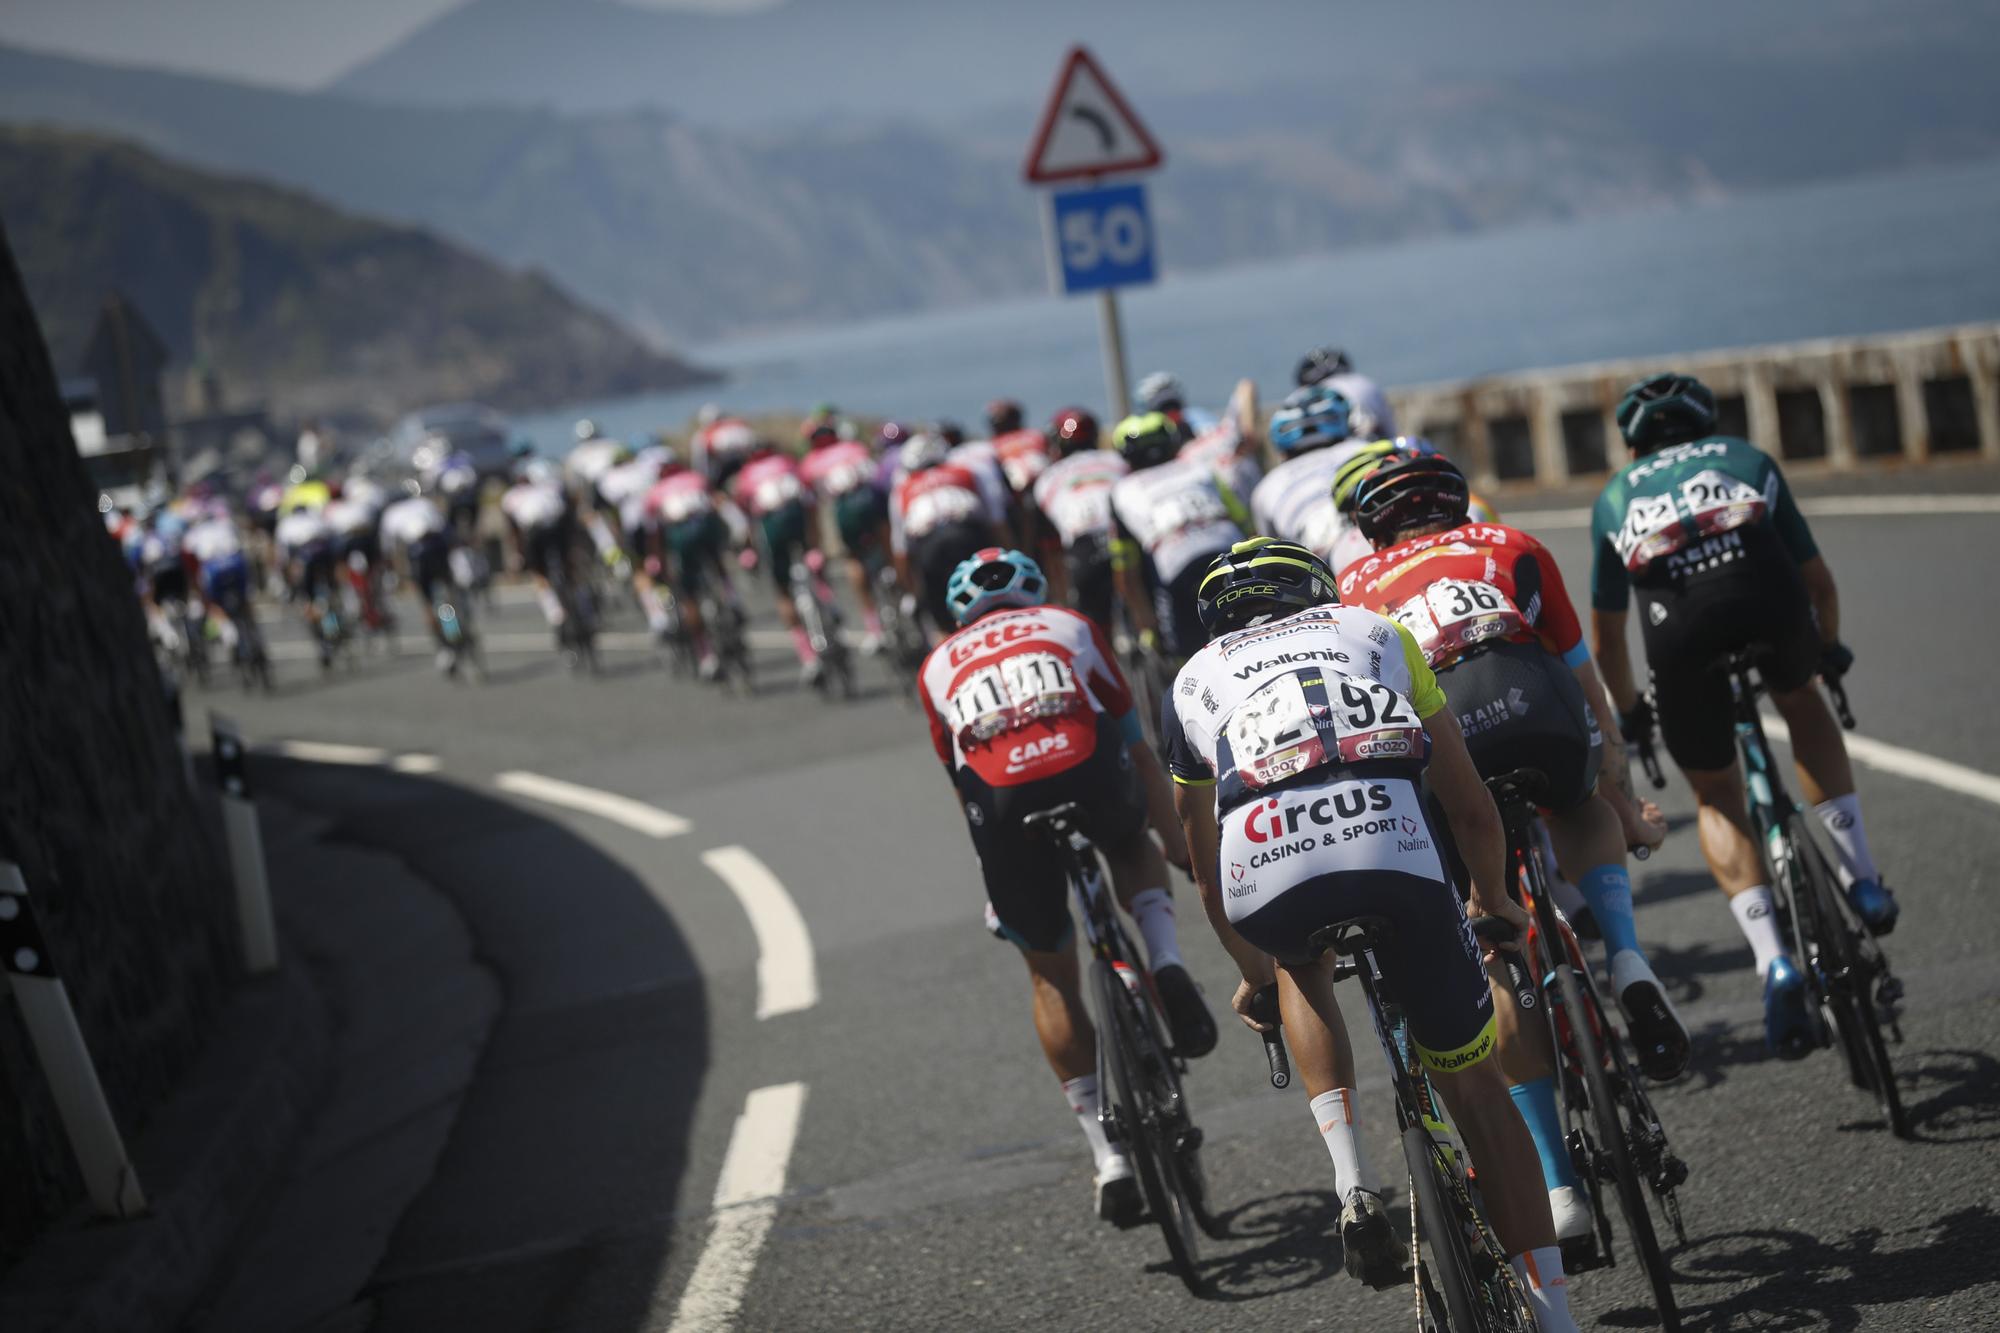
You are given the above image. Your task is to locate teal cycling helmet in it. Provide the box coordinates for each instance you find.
[946,547,1047,626]
[1616,373,1717,452]
[1269,384,1354,457]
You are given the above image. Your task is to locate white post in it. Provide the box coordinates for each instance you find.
[210,716,279,975]
[1,861,147,1218]
[1097,289,1131,422]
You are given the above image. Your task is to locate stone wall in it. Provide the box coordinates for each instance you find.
[0,223,236,1266]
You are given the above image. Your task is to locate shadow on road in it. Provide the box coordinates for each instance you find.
[1900,1046,2000,1143]
[1635,868,1723,909]
[1646,937,1755,1008]
[1181,1189,1344,1302]
[249,755,710,1333]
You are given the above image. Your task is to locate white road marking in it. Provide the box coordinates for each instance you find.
[492,771,692,838]
[390,753,443,774]
[701,846,818,1020]
[1762,715,2000,808]
[668,1082,808,1333]
[1509,492,2000,531]
[267,739,390,765]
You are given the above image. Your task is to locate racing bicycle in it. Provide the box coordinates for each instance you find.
[789,558,855,700]
[1024,802,1212,1294]
[1485,769,1688,1330]
[545,557,600,676]
[872,562,929,700]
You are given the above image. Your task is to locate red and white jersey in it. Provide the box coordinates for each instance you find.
[646,468,715,525]
[729,452,811,519]
[891,463,1001,553]
[920,605,1135,788]
[798,440,878,499]
[1032,451,1130,548]
[693,418,757,479]
[1337,522,1588,670]
[597,456,661,529]
[948,442,1012,517]
[993,429,1052,494]
[501,480,567,532]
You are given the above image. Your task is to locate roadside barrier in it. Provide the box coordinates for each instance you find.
[0,858,148,1218]
[210,715,280,975]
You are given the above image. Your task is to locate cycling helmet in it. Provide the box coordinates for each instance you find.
[935,419,967,447]
[945,547,1047,626]
[1113,411,1181,470]
[1195,537,1340,637]
[986,399,1024,436]
[900,433,950,473]
[1268,384,1355,457]
[515,457,557,487]
[1616,372,1717,452]
[695,403,722,428]
[1049,407,1099,457]
[1348,452,1471,546]
[803,419,838,448]
[1136,371,1184,414]
[573,418,602,442]
[1294,345,1354,387]
[1331,437,1435,513]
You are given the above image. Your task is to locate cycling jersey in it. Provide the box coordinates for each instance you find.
[273,509,332,557]
[919,604,1135,788]
[322,498,377,539]
[948,443,1012,518]
[799,440,879,499]
[729,453,811,520]
[1319,372,1396,439]
[1178,420,1263,488]
[379,496,447,549]
[597,457,660,534]
[1109,457,1254,586]
[890,463,999,555]
[1338,522,1588,672]
[1031,452,1130,549]
[184,517,242,565]
[501,481,567,533]
[992,429,1052,494]
[645,469,715,526]
[1250,439,1379,567]
[564,440,623,491]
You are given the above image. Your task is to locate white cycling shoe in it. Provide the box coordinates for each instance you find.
[1549,1184,1594,1242]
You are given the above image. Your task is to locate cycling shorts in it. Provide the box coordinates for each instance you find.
[407,534,453,604]
[911,521,994,632]
[1218,769,1495,1073]
[1635,522,1818,771]
[1064,533,1116,633]
[957,714,1147,953]
[666,513,727,596]
[148,562,189,607]
[294,544,336,603]
[338,529,380,568]
[1436,638,1602,813]
[199,554,250,610]
[834,487,890,555]
[521,523,566,582]
[759,502,809,592]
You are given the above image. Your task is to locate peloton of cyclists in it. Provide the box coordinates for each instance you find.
[1030,408,1127,633]
[891,432,1010,643]
[799,418,892,654]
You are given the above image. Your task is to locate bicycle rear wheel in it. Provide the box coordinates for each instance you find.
[1096,960,1201,1292]
[1796,825,1909,1137]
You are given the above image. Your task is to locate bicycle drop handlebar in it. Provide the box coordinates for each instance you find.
[1247,983,1290,1089]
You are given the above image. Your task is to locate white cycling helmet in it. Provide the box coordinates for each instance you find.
[573,418,602,442]
[899,433,950,473]
[1136,371,1184,413]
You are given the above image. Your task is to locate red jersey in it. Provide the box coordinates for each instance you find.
[919,605,1134,787]
[890,463,989,552]
[993,429,1052,494]
[1336,522,1589,670]
[729,452,810,519]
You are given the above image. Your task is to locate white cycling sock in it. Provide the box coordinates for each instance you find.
[1510,1247,1578,1333]
[535,585,565,626]
[1062,1074,1118,1173]
[1127,888,1182,971]
[1310,1088,1371,1196]
[1729,885,1787,979]
[1813,794,1879,887]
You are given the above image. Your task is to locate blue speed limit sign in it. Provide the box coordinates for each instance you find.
[1049,182,1156,294]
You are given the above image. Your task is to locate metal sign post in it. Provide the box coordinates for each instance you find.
[211,714,279,975]
[1023,46,1165,425]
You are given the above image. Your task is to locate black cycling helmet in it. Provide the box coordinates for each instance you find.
[1049,406,1099,457]
[935,419,967,447]
[1195,537,1340,638]
[1113,411,1181,471]
[986,398,1024,435]
[1616,372,1718,453]
[1295,344,1354,387]
[1348,452,1471,547]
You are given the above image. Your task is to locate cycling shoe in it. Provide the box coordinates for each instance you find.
[1095,1156,1142,1227]
[1340,1187,1410,1287]
[1762,956,1814,1061]
[1612,950,1691,1082]
[1845,878,1899,936]
[1152,963,1217,1059]
[1549,1184,1594,1243]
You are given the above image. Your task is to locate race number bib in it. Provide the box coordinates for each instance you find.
[1614,493,1684,571]
[1222,670,1425,792]
[1679,470,1768,537]
[1149,485,1226,545]
[658,487,710,524]
[1389,578,1527,666]
[821,461,870,497]
[905,485,979,538]
[1002,453,1047,493]
[947,651,1081,743]
[754,473,802,513]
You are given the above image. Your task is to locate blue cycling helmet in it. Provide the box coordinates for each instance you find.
[946,547,1048,626]
[1269,384,1354,457]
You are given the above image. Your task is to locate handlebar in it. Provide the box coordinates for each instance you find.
[1247,983,1290,1089]
[1827,675,1856,731]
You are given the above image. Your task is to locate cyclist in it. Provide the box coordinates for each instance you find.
[1293,345,1397,441]
[917,547,1210,1223]
[1249,383,1381,568]
[646,449,739,681]
[729,438,830,683]
[1327,438,1501,577]
[501,458,581,642]
[1591,372,1894,1059]
[692,409,760,491]
[185,499,254,654]
[379,481,459,668]
[1166,539,1578,1330]
[891,433,1009,641]
[1134,371,1200,442]
[1106,411,1254,666]
[800,421,892,652]
[596,443,678,639]
[1030,408,1128,632]
[323,478,391,636]
[274,497,339,663]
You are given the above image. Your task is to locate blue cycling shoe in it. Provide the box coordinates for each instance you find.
[1845,878,1899,936]
[1763,956,1814,1061]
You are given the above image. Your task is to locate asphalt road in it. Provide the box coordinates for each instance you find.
[186,501,2000,1332]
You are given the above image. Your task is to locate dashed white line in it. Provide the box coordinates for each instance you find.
[701,846,818,1020]
[492,771,692,838]
[390,753,443,774]
[1762,715,2000,808]
[268,740,390,765]
[667,1081,808,1333]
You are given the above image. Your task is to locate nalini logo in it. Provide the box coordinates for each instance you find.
[1400,816,1418,836]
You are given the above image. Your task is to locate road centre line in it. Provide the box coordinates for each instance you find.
[491,771,693,838]
[667,1081,808,1333]
[1507,493,2000,531]
[1762,715,2000,809]
[267,739,390,764]
[701,847,819,1020]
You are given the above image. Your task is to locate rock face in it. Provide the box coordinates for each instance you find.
[0,220,236,1268]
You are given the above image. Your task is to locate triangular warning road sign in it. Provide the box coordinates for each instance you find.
[1023,46,1164,184]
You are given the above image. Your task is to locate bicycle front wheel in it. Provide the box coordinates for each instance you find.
[1796,825,1910,1137]
[1096,960,1200,1292]
[1402,1124,1483,1332]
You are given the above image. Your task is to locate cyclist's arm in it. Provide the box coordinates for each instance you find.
[1592,610,1640,714]
[1108,511,1156,634]
[1799,555,1839,646]
[1174,782,1271,984]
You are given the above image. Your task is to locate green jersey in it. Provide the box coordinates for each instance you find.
[1590,436,1817,612]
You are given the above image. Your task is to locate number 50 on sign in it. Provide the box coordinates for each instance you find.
[1048,182,1156,295]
